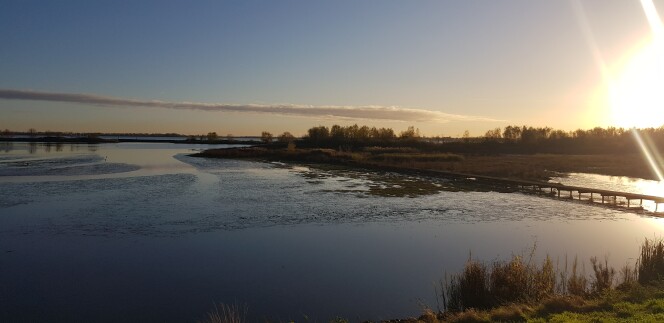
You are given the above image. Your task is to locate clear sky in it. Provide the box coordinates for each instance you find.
[0,0,662,136]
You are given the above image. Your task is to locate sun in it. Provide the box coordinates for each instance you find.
[608,0,664,129]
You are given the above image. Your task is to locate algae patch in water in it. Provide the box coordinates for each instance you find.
[291,164,460,197]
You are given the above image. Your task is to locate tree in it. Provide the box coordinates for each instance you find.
[207,132,218,141]
[307,126,330,142]
[484,128,502,140]
[278,132,295,143]
[28,128,37,138]
[400,126,420,139]
[261,131,273,143]
[503,125,522,141]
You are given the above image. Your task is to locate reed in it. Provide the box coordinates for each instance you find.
[443,253,558,311]
[201,303,246,323]
[590,256,615,294]
[638,238,664,284]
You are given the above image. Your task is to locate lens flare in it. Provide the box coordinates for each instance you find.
[632,128,664,181]
[608,0,664,128]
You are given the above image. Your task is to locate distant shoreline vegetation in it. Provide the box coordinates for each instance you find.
[290,124,664,155]
[2,124,664,154]
[193,124,663,181]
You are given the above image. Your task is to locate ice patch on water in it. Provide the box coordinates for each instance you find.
[0,154,139,176]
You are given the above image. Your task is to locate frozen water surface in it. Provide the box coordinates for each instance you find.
[1,142,663,322]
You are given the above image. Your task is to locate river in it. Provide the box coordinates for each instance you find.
[1,142,663,322]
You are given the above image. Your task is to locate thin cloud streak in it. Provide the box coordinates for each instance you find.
[0,89,501,123]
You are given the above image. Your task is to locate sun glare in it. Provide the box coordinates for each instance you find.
[609,0,664,128]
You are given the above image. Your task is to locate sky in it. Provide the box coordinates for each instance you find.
[0,0,662,136]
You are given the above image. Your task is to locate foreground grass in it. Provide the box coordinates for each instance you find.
[194,146,654,181]
[394,287,664,322]
[394,238,664,323]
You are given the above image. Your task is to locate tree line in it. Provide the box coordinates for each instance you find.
[291,124,664,154]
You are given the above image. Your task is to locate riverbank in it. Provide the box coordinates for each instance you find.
[192,146,655,182]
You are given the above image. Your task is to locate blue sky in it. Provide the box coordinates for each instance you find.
[0,0,660,135]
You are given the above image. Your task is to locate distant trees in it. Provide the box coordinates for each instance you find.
[261,131,273,143]
[462,130,470,143]
[302,124,402,148]
[1,129,11,138]
[399,126,420,140]
[307,126,330,143]
[28,128,37,138]
[503,126,522,141]
[484,128,502,140]
[277,132,295,143]
[207,132,218,141]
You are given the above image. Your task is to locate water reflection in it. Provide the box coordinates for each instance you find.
[28,142,37,154]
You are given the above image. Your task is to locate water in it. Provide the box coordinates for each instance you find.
[1,142,663,322]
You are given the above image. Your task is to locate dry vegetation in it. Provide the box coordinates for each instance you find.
[194,146,654,181]
[390,239,664,323]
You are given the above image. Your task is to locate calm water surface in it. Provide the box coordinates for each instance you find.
[1,142,663,322]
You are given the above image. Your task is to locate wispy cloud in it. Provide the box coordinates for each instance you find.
[0,89,500,123]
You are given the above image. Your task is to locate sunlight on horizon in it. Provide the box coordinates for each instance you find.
[608,0,664,129]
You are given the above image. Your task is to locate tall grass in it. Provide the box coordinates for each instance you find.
[201,303,246,323]
[442,238,664,312]
[443,253,556,311]
[564,256,588,297]
[590,256,615,294]
[638,238,664,285]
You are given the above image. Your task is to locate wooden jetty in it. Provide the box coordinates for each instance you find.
[452,173,664,212]
[366,164,664,213]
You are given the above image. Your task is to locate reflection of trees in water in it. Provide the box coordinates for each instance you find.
[70,144,77,152]
[0,142,12,153]
[44,142,52,152]
[28,142,37,154]
[87,144,98,152]
[55,142,63,152]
